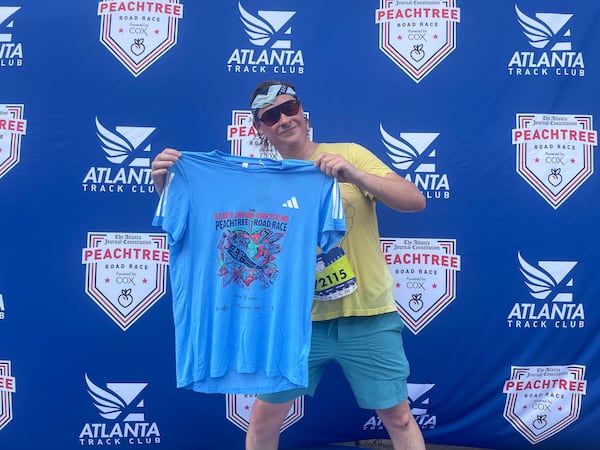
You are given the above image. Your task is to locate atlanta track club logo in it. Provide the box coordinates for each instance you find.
[512,113,597,209]
[0,104,26,180]
[97,1,184,76]
[375,0,460,83]
[82,117,157,194]
[82,232,169,330]
[80,374,161,446]
[508,5,585,77]
[381,237,461,334]
[507,251,584,330]
[227,2,304,75]
[503,365,587,444]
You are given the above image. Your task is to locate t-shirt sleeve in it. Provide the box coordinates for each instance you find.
[152,166,189,245]
[318,177,346,253]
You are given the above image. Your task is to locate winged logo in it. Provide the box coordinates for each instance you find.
[380,124,437,172]
[514,5,573,51]
[517,252,576,302]
[95,117,155,167]
[85,373,147,421]
[96,117,135,165]
[238,2,295,49]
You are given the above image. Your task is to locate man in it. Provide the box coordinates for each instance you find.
[151,81,427,450]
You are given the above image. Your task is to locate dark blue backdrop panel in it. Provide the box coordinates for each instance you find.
[0,1,599,449]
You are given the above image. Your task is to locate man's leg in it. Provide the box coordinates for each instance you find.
[376,400,426,450]
[246,398,294,450]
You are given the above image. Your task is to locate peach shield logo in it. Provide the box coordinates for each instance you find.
[97,1,184,77]
[503,365,587,444]
[82,232,169,331]
[376,0,460,83]
[381,238,460,334]
[225,394,303,432]
[513,113,597,209]
[227,108,311,158]
[0,6,23,67]
[0,104,26,180]
[0,360,16,431]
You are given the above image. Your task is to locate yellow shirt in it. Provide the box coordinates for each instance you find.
[309,143,397,321]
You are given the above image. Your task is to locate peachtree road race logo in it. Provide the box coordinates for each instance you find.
[83,117,156,194]
[0,360,16,431]
[507,252,584,330]
[503,365,587,444]
[364,383,437,431]
[381,125,450,200]
[0,104,27,180]
[381,238,460,334]
[0,6,23,68]
[376,0,460,83]
[82,232,169,331]
[513,113,596,209]
[228,109,312,158]
[226,394,303,432]
[80,374,160,446]
[97,0,183,77]
[227,2,304,75]
[509,5,584,77]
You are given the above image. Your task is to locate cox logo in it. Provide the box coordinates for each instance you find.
[546,156,564,165]
[408,33,427,41]
[130,27,148,35]
[532,403,552,412]
[407,281,425,289]
[116,275,136,285]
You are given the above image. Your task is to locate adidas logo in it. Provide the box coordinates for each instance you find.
[282,196,299,209]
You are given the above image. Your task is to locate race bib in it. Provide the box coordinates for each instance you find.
[314,247,357,301]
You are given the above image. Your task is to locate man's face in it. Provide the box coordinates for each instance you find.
[255,94,307,151]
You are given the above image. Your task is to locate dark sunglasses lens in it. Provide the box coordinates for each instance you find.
[281,101,300,116]
[260,100,300,126]
[260,108,280,126]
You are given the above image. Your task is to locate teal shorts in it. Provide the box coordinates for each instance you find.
[258,312,410,410]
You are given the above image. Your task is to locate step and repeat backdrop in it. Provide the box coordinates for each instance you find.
[1,1,599,449]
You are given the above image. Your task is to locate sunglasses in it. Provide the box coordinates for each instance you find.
[258,99,301,126]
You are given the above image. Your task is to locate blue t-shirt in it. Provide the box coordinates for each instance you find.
[153,150,346,394]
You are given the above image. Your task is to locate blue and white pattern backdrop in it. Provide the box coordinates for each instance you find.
[1,1,599,449]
